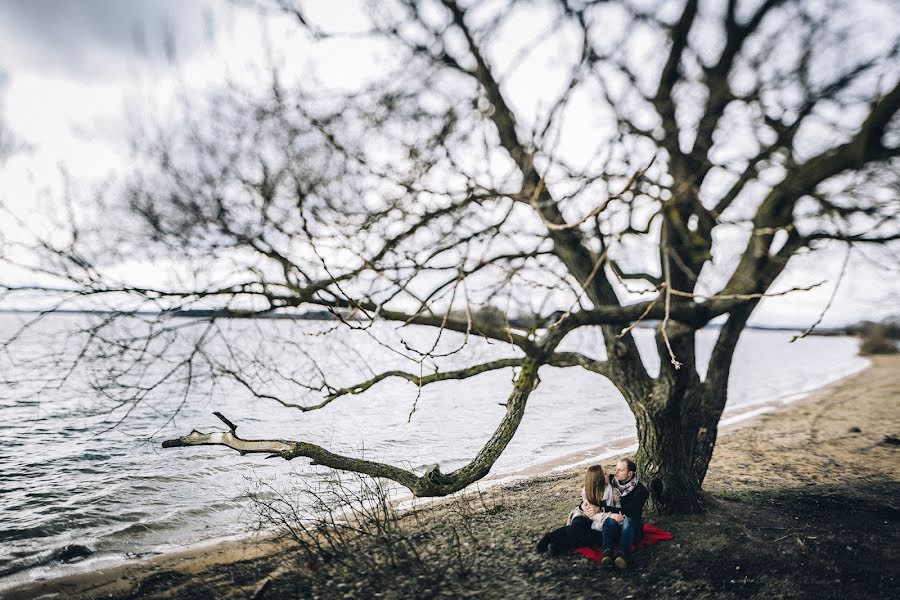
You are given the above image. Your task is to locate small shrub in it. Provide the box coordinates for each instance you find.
[475,304,507,329]
[246,472,499,596]
[859,325,897,355]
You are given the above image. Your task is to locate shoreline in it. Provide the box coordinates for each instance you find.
[2,355,866,588]
[0,329,865,588]
[3,354,895,599]
[480,355,870,483]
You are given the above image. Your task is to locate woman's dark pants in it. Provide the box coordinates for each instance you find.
[536,516,602,554]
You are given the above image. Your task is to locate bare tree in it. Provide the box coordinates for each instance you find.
[2,0,898,513]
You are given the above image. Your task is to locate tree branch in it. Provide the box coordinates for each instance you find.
[548,351,610,377]
[651,0,698,160]
[165,359,543,497]
[322,357,525,406]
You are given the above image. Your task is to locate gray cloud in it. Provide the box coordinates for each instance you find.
[0,0,218,79]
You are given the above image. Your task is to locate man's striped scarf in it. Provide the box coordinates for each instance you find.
[611,476,639,498]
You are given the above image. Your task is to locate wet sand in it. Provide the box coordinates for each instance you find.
[5,355,898,599]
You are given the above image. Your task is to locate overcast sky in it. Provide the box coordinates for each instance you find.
[0,0,217,76]
[0,0,897,327]
[0,1,248,169]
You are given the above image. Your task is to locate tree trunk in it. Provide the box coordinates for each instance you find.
[634,381,708,514]
[691,407,722,486]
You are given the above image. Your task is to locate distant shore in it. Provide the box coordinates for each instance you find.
[4,355,898,599]
[0,307,858,335]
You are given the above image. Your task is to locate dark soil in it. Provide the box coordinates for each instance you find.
[134,469,898,600]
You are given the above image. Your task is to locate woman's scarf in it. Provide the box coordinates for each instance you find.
[605,484,622,509]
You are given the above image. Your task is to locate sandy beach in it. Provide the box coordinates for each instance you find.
[5,354,899,599]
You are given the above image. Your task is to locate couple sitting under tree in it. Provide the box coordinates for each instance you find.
[537,458,649,569]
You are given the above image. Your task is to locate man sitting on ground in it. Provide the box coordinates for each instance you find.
[581,458,648,569]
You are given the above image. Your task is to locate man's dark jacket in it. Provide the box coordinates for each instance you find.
[606,474,649,520]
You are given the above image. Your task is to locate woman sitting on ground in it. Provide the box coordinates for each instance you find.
[537,459,648,569]
[536,464,611,555]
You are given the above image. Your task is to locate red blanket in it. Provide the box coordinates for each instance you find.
[574,524,673,562]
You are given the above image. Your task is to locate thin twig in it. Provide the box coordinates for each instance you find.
[660,223,682,370]
[617,292,661,339]
[790,245,851,342]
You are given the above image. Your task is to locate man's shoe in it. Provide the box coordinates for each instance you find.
[600,552,613,566]
[614,552,629,570]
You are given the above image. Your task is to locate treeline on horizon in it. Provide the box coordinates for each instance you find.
[2,306,898,341]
